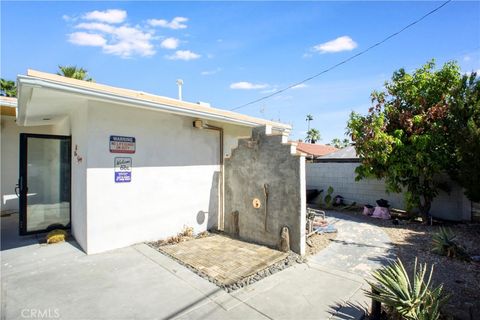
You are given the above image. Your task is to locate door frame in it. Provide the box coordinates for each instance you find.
[19,133,72,235]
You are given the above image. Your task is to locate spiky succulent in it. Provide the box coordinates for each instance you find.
[366,258,448,320]
[432,227,470,261]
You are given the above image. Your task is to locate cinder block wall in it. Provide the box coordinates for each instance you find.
[224,126,306,255]
[306,162,471,221]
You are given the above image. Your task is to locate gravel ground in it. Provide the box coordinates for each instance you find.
[306,232,337,256]
[338,209,480,320]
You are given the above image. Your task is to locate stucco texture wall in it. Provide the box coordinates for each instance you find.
[306,162,471,221]
[83,101,251,254]
[224,126,306,255]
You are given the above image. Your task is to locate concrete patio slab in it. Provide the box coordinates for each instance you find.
[157,234,288,285]
[1,210,393,320]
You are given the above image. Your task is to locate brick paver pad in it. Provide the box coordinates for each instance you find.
[160,235,288,285]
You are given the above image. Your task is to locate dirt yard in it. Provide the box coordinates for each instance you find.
[339,209,480,320]
[306,232,337,256]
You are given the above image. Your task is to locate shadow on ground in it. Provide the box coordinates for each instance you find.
[329,301,368,320]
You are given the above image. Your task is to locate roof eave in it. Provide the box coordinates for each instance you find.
[17,75,291,133]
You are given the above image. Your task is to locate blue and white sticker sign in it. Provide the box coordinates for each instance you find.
[110,135,135,154]
[114,157,132,183]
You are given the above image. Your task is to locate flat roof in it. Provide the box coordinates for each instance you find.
[19,70,291,131]
[319,145,358,159]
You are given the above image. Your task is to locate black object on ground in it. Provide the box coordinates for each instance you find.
[333,195,344,206]
[306,189,323,203]
[376,199,390,208]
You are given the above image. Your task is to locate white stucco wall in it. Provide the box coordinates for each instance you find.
[83,101,252,254]
[69,103,88,250]
[0,116,69,211]
[2,99,255,254]
[306,162,471,221]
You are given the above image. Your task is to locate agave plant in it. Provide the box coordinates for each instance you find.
[432,227,470,261]
[366,258,448,320]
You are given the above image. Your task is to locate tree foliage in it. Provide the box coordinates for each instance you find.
[330,138,350,148]
[305,128,321,144]
[347,60,479,218]
[447,72,480,201]
[57,65,93,82]
[1,78,17,97]
[306,114,313,131]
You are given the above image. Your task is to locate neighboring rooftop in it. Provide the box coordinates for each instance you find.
[18,70,291,132]
[0,96,17,116]
[295,142,338,158]
[318,145,358,161]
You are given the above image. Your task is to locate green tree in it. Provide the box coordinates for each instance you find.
[447,72,480,201]
[347,60,463,220]
[305,128,321,144]
[331,138,350,148]
[306,114,313,131]
[0,78,17,97]
[57,65,93,81]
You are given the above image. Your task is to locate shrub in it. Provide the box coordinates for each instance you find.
[324,186,334,207]
[432,227,470,261]
[366,258,447,320]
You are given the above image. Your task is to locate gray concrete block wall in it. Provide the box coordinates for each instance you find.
[306,162,471,221]
[224,126,306,255]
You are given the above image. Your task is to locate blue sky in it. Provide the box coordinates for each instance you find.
[2,1,479,142]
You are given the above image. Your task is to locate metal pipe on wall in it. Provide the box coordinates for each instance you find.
[193,120,225,230]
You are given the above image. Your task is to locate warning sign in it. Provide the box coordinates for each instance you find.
[110,136,135,154]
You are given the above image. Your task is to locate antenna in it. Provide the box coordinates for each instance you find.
[176,79,184,100]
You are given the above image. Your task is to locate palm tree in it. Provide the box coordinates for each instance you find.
[0,78,17,97]
[330,138,351,148]
[305,128,321,144]
[331,138,342,148]
[57,66,94,82]
[306,114,313,131]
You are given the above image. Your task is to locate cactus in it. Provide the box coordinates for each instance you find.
[324,186,334,207]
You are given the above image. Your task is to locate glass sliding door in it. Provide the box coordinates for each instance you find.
[19,134,71,235]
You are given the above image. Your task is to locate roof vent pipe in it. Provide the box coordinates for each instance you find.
[176,79,183,100]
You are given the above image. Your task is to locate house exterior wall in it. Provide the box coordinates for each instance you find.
[83,101,251,254]
[0,116,69,212]
[69,103,88,250]
[224,126,306,255]
[306,162,472,221]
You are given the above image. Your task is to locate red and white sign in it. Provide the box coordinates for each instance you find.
[110,136,135,154]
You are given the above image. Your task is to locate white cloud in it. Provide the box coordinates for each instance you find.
[201,68,221,75]
[68,32,106,46]
[313,36,357,53]
[83,9,126,24]
[103,26,155,57]
[71,22,155,57]
[166,50,201,61]
[62,14,73,22]
[292,83,308,89]
[463,55,471,62]
[75,22,115,33]
[148,17,188,29]
[160,37,180,49]
[230,82,269,90]
[66,10,194,58]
